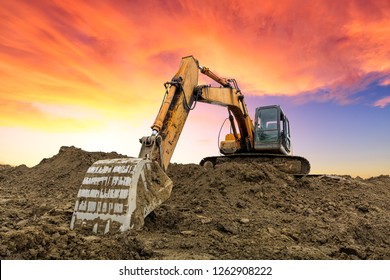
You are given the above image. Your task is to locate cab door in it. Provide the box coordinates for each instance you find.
[281,115,291,153]
[254,105,291,155]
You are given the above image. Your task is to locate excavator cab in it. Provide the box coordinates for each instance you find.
[254,105,292,155]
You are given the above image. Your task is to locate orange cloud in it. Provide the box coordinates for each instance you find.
[373,96,390,108]
[380,78,390,87]
[1,0,389,132]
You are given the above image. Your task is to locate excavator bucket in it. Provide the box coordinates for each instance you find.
[70,158,172,234]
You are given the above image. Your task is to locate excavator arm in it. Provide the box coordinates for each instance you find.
[197,85,254,153]
[70,56,256,233]
[139,55,255,171]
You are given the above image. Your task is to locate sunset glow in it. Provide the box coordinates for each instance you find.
[1,0,389,176]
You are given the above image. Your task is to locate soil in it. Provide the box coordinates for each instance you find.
[0,146,389,260]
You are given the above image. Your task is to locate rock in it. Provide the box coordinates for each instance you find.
[239,218,250,224]
[16,220,28,227]
[356,204,369,213]
[181,230,195,236]
[201,218,213,224]
[83,236,100,242]
[267,227,278,235]
[217,221,238,235]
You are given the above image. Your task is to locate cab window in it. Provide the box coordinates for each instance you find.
[255,107,278,143]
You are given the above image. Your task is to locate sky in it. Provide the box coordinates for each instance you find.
[1,0,389,177]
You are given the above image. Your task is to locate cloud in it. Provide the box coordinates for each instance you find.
[1,0,390,132]
[31,103,103,120]
[373,96,390,108]
[380,78,390,87]
[292,70,390,105]
[0,98,103,131]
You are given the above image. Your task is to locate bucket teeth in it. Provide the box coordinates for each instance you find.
[70,158,172,234]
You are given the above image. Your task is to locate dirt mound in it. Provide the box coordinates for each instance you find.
[1,146,389,259]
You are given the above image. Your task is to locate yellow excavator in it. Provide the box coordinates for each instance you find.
[70,56,310,234]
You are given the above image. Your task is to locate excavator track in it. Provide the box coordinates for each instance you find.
[200,153,311,175]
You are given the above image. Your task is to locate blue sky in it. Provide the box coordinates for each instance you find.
[246,81,390,176]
